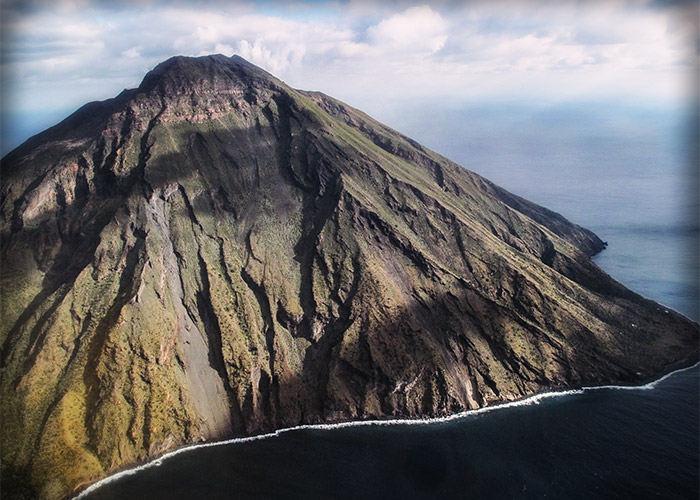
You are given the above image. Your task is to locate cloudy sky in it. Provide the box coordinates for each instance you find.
[1,0,698,152]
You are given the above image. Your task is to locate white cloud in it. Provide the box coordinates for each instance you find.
[214,43,235,56]
[122,46,141,58]
[367,5,448,53]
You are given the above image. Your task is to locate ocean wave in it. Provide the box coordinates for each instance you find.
[72,361,699,499]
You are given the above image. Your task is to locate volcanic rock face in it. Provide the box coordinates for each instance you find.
[0,55,697,499]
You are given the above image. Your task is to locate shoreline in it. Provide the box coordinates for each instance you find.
[71,359,699,500]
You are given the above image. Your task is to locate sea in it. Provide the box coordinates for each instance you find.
[72,101,698,499]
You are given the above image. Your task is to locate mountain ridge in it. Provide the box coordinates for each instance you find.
[1,54,697,500]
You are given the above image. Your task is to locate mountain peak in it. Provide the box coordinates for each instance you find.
[136,54,279,96]
[2,55,282,160]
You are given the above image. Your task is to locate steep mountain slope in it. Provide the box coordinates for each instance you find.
[1,54,697,499]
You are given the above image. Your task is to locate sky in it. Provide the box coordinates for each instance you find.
[0,0,698,153]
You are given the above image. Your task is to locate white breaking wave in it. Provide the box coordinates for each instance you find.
[72,361,699,499]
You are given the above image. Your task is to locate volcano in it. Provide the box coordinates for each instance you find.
[1,54,697,499]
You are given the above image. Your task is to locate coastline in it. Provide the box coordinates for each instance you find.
[70,359,700,500]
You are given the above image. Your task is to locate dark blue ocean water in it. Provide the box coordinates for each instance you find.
[78,103,699,500]
[79,369,699,500]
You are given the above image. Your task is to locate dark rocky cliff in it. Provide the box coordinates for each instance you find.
[1,54,697,499]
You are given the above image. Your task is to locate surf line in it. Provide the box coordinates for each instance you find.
[72,361,699,499]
